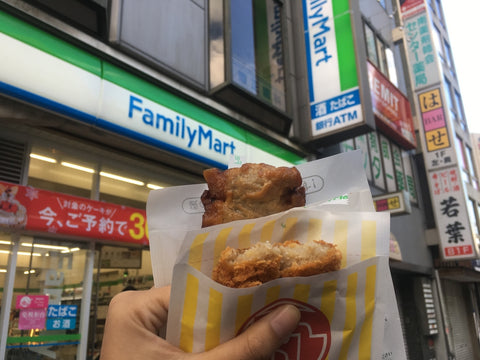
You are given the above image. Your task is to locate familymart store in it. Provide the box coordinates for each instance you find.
[0,9,304,359]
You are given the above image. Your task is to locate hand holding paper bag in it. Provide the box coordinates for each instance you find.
[100,285,301,360]
[147,152,407,359]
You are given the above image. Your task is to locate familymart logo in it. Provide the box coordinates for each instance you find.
[127,95,237,157]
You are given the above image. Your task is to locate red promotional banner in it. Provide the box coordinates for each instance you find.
[367,61,417,150]
[0,181,148,245]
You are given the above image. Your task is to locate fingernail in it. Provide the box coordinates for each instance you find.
[269,305,301,340]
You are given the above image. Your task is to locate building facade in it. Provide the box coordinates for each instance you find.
[0,0,479,359]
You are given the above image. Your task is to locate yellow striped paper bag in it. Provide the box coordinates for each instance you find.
[174,207,390,276]
[167,256,389,358]
[165,208,397,358]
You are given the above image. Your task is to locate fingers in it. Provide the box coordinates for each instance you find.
[200,304,300,360]
[101,286,182,360]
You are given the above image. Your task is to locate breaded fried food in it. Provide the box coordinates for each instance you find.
[201,163,305,227]
[212,240,342,288]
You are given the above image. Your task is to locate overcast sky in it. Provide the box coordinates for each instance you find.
[441,0,480,133]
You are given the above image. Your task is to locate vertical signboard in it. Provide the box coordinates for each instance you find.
[302,0,366,138]
[367,132,386,190]
[379,134,396,192]
[391,144,407,193]
[429,168,475,258]
[400,0,475,259]
[418,88,456,169]
[355,134,372,182]
[402,0,441,90]
[402,151,418,204]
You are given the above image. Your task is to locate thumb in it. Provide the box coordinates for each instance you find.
[203,304,301,360]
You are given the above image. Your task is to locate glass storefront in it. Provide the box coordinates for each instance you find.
[88,247,153,358]
[0,128,201,359]
[5,236,88,360]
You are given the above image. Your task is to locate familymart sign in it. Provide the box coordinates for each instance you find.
[302,0,364,137]
[0,10,303,169]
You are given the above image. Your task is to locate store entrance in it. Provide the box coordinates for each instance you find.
[87,244,153,359]
[3,236,89,360]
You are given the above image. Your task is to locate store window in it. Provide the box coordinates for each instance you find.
[28,143,172,210]
[0,128,201,358]
[28,146,95,198]
[89,246,154,357]
[4,236,89,359]
[0,232,12,297]
[98,163,156,209]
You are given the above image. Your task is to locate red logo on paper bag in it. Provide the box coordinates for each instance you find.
[238,299,331,360]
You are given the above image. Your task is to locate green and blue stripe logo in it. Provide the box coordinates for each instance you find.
[302,0,363,136]
[0,10,304,168]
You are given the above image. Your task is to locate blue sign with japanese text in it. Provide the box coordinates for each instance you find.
[46,305,78,330]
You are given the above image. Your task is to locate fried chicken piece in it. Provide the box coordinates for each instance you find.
[212,240,342,288]
[201,163,305,227]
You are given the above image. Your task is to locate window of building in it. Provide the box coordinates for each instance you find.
[432,25,445,64]
[386,47,398,87]
[434,0,445,26]
[376,39,388,76]
[443,77,456,123]
[365,23,379,68]
[467,198,480,238]
[364,22,396,82]
[209,0,225,89]
[455,135,470,185]
[465,145,479,190]
[477,202,480,237]
[23,0,108,39]
[454,90,468,131]
[209,0,290,134]
[427,0,435,16]
[444,41,454,71]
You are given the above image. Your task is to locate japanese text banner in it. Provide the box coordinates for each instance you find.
[0,181,148,245]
